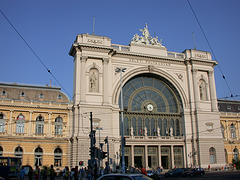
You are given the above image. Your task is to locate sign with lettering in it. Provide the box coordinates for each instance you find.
[87,39,103,44]
[129,59,171,66]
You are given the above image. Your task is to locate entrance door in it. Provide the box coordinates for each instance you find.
[134,156,142,168]
[161,156,169,169]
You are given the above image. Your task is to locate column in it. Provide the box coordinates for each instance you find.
[48,113,52,136]
[171,145,174,169]
[192,69,199,110]
[73,48,81,103]
[131,145,134,167]
[145,145,148,168]
[28,111,32,136]
[9,110,13,134]
[80,56,87,103]
[103,58,109,105]
[158,145,162,168]
[183,145,186,168]
[208,71,217,111]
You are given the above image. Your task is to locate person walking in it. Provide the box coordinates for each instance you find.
[50,165,56,180]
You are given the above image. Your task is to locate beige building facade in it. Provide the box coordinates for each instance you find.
[0,83,71,170]
[218,100,240,164]
[69,25,225,169]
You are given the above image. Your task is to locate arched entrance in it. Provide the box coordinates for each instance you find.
[119,73,184,169]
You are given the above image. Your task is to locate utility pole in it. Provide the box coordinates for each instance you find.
[89,112,96,169]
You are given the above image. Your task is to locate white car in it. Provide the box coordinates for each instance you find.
[97,173,152,180]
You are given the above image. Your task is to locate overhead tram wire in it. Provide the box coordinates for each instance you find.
[186,0,234,98]
[0,8,71,99]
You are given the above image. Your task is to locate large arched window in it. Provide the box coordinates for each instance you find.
[54,148,62,167]
[209,147,217,164]
[0,146,3,156]
[36,115,44,135]
[0,113,5,133]
[120,74,183,137]
[16,114,25,134]
[233,148,239,161]
[230,124,236,138]
[55,116,63,135]
[35,147,43,166]
[14,146,23,162]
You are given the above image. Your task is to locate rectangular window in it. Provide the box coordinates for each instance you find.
[227,106,231,110]
[36,124,44,134]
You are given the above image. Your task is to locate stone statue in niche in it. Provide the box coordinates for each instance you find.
[89,69,98,92]
[199,80,207,101]
[170,127,173,136]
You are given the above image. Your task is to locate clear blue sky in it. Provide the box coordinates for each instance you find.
[1,0,240,100]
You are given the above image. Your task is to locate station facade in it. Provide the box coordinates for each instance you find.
[69,25,225,169]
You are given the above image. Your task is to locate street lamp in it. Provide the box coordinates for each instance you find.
[115,67,126,173]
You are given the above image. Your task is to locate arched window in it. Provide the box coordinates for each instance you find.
[199,79,208,101]
[89,68,99,92]
[176,119,180,136]
[35,147,43,166]
[230,124,236,138]
[0,113,5,133]
[0,146,3,156]
[120,74,184,139]
[209,147,217,164]
[54,148,62,167]
[14,146,23,162]
[16,114,25,134]
[55,116,63,135]
[233,148,239,161]
[36,115,44,135]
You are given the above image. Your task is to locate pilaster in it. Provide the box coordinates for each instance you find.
[103,58,109,105]
[208,70,217,112]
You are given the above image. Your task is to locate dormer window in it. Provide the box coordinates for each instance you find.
[57,94,62,99]
[39,93,44,99]
[2,90,6,96]
[20,92,25,97]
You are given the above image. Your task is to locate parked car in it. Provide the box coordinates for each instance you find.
[192,168,205,176]
[182,168,205,177]
[182,168,194,177]
[164,168,184,177]
[97,173,152,180]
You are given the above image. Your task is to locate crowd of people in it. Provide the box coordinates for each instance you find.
[17,163,163,180]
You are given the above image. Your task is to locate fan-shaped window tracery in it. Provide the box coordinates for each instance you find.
[119,74,184,137]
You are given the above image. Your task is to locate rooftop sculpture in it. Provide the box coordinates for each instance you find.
[131,24,165,48]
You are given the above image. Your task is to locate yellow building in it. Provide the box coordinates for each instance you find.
[0,83,71,170]
[218,99,240,164]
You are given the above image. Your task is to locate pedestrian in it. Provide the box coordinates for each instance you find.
[42,166,48,180]
[74,166,78,180]
[28,166,33,180]
[20,166,25,180]
[63,166,70,180]
[50,165,56,180]
[35,166,40,180]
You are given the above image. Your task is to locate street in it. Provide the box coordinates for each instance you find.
[160,171,240,180]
